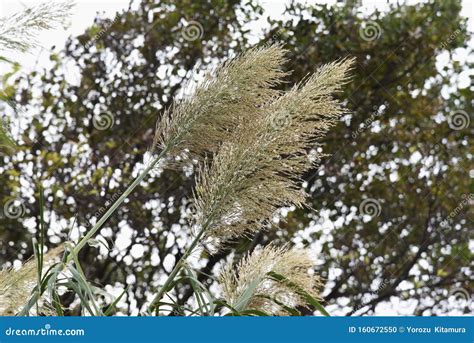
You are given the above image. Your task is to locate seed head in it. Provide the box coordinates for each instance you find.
[193,58,354,247]
[0,246,63,316]
[152,45,288,164]
[219,245,322,315]
[0,1,75,52]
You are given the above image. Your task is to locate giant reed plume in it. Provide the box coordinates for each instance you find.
[193,58,355,248]
[0,246,63,316]
[152,45,287,163]
[219,245,321,315]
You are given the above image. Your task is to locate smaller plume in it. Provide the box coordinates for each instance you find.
[0,1,75,52]
[219,245,322,315]
[0,246,63,316]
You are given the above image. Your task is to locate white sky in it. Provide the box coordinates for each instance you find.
[0,0,129,73]
[0,0,472,74]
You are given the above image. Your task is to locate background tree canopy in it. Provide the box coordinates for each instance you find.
[0,0,472,315]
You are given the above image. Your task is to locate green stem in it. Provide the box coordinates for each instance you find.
[149,226,206,313]
[149,225,211,312]
[149,169,238,313]
[67,147,169,264]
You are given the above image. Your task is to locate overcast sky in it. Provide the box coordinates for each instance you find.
[0,0,472,74]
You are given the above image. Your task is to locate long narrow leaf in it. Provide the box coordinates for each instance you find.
[267,271,330,316]
[103,287,128,316]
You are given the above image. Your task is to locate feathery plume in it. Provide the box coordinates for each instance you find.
[152,45,288,163]
[219,245,322,315]
[0,246,63,316]
[0,1,74,52]
[193,58,355,247]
